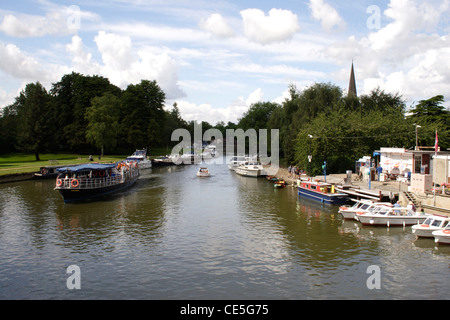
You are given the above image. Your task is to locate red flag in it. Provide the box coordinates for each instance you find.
[434,130,438,155]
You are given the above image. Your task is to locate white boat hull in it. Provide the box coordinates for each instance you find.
[357,214,428,226]
[235,167,263,177]
[432,230,450,244]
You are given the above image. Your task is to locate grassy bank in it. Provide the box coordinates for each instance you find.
[0,153,128,176]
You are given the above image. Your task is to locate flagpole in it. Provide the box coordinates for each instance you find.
[434,129,438,206]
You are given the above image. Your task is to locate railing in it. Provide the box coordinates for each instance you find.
[56,169,139,190]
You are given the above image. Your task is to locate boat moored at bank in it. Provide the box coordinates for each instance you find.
[54,162,139,202]
[411,214,450,238]
[297,180,349,205]
[432,223,450,245]
[356,206,429,227]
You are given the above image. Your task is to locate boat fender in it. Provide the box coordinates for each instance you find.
[56,179,62,187]
[71,179,79,188]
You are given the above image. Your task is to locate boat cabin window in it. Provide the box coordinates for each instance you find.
[431,219,443,227]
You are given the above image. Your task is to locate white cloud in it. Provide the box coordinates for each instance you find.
[200,13,235,38]
[309,0,345,32]
[0,6,99,37]
[240,8,300,45]
[175,88,265,124]
[326,0,450,103]
[89,31,185,99]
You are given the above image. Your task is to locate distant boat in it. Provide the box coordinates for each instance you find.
[297,180,348,205]
[126,149,152,169]
[54,162,139,203]
[151,156,176,167]
[228,156,247,171]
[34,165,64,179]
[196,167,210,177]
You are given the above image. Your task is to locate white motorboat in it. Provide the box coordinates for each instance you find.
[338,200,392,220]
[356,206,429,227]
[196,167,210,177]
[412,214,450,238]
[235,160,267,177]
[126,149,152,169]
[432,223,450,245]
[228,156,248,171]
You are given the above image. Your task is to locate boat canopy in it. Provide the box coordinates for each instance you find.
[56,163,117,173]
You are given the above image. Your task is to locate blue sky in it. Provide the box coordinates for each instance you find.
[1,0,449,124]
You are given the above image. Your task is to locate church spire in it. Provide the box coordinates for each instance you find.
[348,61,357,97]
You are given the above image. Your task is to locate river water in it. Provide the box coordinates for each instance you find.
[0,158,448,300]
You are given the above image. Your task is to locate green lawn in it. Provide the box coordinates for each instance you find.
[0,153,128,176]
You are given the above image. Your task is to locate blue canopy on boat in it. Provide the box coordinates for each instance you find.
[56,163,116,173]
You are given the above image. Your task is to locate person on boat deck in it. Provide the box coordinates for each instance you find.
[406,201,416,213]
[393,201,401,215]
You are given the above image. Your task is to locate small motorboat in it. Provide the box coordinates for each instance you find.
[412,214,450,238]
[197,167,210,177]
[339,200,392,220]
[355,206,429,227]
[432,223,450,245]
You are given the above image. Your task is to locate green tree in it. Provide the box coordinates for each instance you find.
[120,80,166,151]
[50,72,122,152]
[85,93,121,158]
[408,95,449,149]
[14,82,52,161]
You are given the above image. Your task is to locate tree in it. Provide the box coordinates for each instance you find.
[85,93,121,158]
[50,72,122,152]
[408,95,449,149]
[120,80,166,151]
[11,82,52,160]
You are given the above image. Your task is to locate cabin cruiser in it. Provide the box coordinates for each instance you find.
[228,156,247,171]
[126,149,152,169]
[412,215,450,238]
[355,206,429,227]
[235,160,267,177]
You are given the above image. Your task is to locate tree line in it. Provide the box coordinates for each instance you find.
[238,83,449,175]
[1,72,448,175]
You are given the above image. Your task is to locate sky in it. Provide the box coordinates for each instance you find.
[1,0,449,124]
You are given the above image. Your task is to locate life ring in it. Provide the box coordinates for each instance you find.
[421,224,430,227]
[99,170,105,177]
[443,230,450,234]
[56,179,62,187]
[71,179,79,188]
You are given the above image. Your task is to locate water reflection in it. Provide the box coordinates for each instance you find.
[0,159,448,299]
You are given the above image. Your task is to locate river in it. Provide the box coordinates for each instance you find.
[0,158,448,300]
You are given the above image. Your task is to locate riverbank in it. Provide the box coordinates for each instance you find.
[274,166,450,216]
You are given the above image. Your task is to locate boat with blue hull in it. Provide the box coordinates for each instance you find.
[54,162,139,203]
[297,180,349,205]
